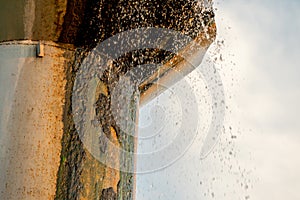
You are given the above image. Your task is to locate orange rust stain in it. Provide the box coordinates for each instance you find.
[1,44,73,200]
[102,126,120,193]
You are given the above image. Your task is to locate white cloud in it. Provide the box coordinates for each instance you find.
[137,0,300,199]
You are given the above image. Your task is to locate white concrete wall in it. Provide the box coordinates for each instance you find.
[0,42,72,200]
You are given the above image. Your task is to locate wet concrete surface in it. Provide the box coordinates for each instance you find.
[0,0,216,199]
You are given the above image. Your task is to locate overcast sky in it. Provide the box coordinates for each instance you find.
[137,0,300,199]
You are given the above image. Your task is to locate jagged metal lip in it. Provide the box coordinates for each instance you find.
[139,35,209,107]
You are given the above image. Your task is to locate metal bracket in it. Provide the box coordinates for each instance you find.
[36,41,44,57]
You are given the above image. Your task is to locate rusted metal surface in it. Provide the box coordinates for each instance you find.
[0,0,216,199]
[139,22,216,106]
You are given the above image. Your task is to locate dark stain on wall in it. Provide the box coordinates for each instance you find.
[56,1,216,199]
[0,0,216,199]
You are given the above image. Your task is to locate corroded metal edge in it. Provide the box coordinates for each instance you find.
[139,21,217,106]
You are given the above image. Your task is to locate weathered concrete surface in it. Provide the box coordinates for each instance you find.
[0,0,215,47]
[54,1,216,199]
[55,59,138,199]
[0,42,74,200]
[0,0,26,40]
[0,0,216,200]
[0,0,68,41]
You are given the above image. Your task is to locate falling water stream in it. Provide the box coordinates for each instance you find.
[0,1,218,199]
